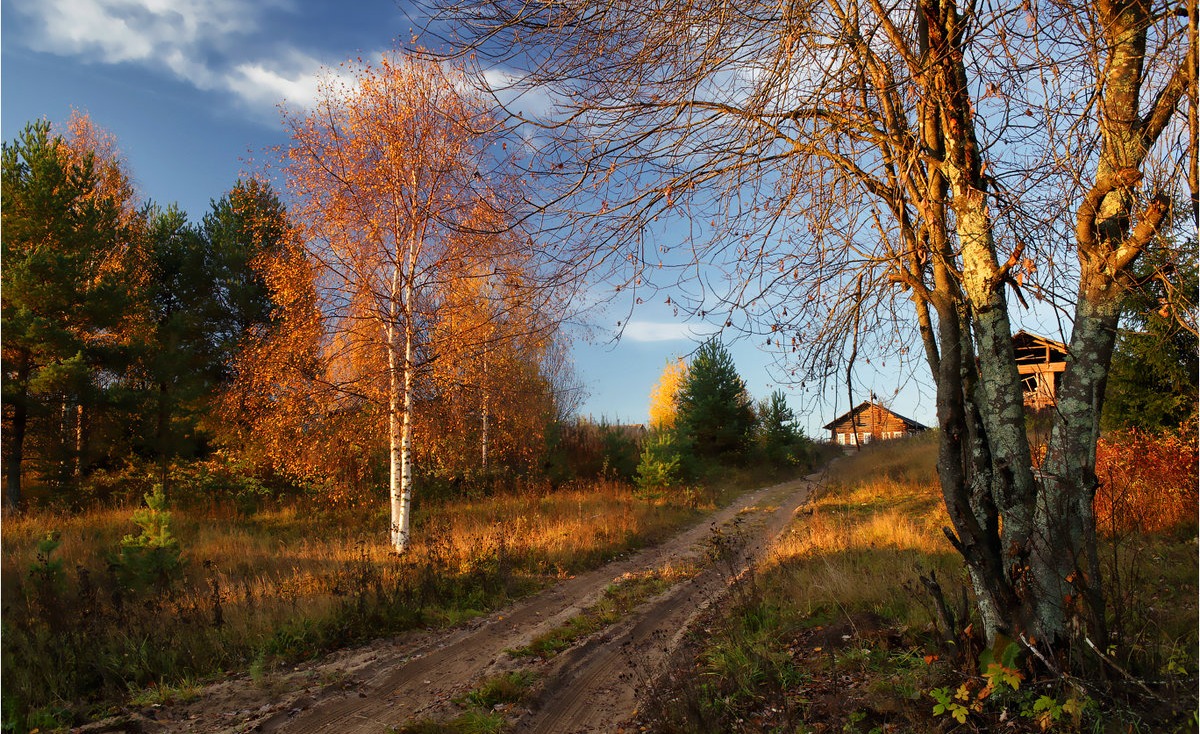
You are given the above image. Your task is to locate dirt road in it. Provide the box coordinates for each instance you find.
[136,472,821,734]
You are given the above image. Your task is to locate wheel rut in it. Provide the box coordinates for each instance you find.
[148,472,821,734]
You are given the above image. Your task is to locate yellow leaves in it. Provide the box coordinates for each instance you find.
[648,358,688,430]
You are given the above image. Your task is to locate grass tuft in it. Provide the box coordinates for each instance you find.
[460,670,538,710]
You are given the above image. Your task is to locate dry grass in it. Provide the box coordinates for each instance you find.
[636,435,964,733]
[761,433,960,627]
[0,476,731,730]
[645,430,1199,734]
[1095,425,1198,535]
[1,478,708,619]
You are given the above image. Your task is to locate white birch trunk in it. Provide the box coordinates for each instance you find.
[390,236,418,553]
[396,313,415,551]
[387,321,405,551]
[74,402,83,479]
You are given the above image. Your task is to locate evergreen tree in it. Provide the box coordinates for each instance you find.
[202,179,291,375]
[1,121,141,506]
[756,389,806,465]
[675,339,755,460]
[1102,237,1198,432]
[136,182,294,478]
[141,205,218,473]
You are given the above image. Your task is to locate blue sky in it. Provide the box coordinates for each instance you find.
[1,0,953,435]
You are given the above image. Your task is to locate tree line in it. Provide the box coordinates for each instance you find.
[2,58,583,544]
[636,339,813,495]
[2,114,289,508]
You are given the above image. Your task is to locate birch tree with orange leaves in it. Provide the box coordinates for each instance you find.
[282,52,537,552]
[421,262,553,479]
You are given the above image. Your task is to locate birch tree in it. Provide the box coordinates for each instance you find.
[420,260,568,483]
[425,0,1195,664]
[283,52,537,551]
[647,358,687,431]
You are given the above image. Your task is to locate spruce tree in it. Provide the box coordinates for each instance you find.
[1101,237,1198,431]
[757,389,805,465]
[675,339,755,460]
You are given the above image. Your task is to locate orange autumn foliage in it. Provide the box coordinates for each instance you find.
[1093,425,1198,535]
[63,110,141,230]
[220,52,568,519]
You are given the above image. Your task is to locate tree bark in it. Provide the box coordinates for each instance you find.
[388,319,405,551]
[398,310,415,552]
[390,235,419,554]
[481,354,490,471]
[5,353,30,510]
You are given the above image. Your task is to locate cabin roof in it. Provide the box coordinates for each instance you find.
[822,401,929,431]
[1013,330,1067,359]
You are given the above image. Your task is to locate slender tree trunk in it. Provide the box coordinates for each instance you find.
[158,381,170,489]
[397,306,416,552]
[5,354,31,510]
[481,354,490,471]
[390,239,418,553]
[387,320,406,552]
[74,403,84,480]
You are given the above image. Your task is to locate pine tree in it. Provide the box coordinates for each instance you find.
[202,179,292,369]
[675,339,755,460]
[1,120,141,506]
[756,390,806,465]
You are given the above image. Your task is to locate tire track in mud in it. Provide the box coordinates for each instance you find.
[511,474,817,734]
[149,471,822,734]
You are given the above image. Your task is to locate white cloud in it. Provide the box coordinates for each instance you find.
[621,320,715,343]
[479,68,556,120]
[19,0,247,74]
[224,53,335,114]
[11,0,346,118]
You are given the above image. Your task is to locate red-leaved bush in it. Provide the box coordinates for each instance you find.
[1094,425,1198,535]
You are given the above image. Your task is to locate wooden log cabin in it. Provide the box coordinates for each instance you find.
[1013,330,1068,410]
[823,401,929,447]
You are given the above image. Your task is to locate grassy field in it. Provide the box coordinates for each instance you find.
[643,431,1199,733]
[2,469,783,732]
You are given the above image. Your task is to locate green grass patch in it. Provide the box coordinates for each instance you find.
[127,677,203,708]
[458,670,538,710]
[510,562,701,659]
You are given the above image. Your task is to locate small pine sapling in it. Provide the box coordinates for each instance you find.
[116,485,184,593]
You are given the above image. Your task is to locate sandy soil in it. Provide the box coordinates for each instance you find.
[87,471,823,734]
